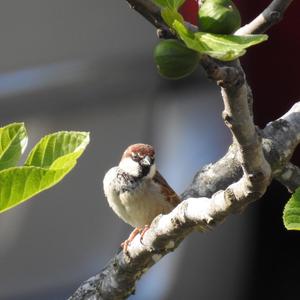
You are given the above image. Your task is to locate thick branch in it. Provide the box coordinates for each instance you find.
[275,163,300,192]
[68,1,296,299]
[183,102,300,199]
[220,65,271,209]
[68,101,299,298]
[200,54,271,202]
[69,103,300,300]
[236,0,294,35]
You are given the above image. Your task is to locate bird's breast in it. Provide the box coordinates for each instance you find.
[103,168,173,228]
[118,180,173,227]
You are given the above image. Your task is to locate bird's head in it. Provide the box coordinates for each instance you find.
[119,143,156,178]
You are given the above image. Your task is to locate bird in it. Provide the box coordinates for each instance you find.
[103,143,181,251]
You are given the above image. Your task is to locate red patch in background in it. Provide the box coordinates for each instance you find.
[179,0,199,26]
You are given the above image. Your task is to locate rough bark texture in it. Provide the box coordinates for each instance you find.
[68,1,296,299]
[275,163,300,193]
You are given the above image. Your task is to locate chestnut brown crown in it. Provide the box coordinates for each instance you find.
[122,143,155,165]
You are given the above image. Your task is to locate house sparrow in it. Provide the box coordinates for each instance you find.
[103,143,180,251]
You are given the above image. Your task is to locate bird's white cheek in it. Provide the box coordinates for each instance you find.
[119,157,140,177]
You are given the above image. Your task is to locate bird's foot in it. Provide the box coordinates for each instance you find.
[140,225,150,244]
[121,227,141,253]
[121,225,150,253]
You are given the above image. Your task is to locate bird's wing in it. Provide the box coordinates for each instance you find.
[153,171,181,207]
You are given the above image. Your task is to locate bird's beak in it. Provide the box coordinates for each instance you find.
[142,155,152,166]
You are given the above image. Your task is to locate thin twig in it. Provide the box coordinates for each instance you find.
[235,0,294,35]
[126,0,175,38]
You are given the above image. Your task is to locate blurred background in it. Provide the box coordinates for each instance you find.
[0,0,299,299]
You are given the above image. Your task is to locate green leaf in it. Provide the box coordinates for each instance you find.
[153,0,185,10]
[195,31,268,52]
[0,131,89,213]
[25,131,89,168]
[0,123,28,171]
[283,188,300,230]
[161,7,184,28]
[173,20,268,61]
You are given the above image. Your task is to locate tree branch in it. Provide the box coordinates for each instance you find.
[126,0,176,38]
[69,102,300,300]
[68,61,300,299]
[126,0,163,29]
[275,163,300,192]
[125,0,294,37]
[68,1,296,299]
[235,0,294,35]
[184,102,300,199]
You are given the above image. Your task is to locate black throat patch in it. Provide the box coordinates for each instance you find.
[117,169,140,193]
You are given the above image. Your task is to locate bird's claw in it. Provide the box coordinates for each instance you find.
[121,227,140,253]
[121,225,150,253]
[140,225,150,245]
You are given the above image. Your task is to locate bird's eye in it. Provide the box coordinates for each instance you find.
[132,153,139,160]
